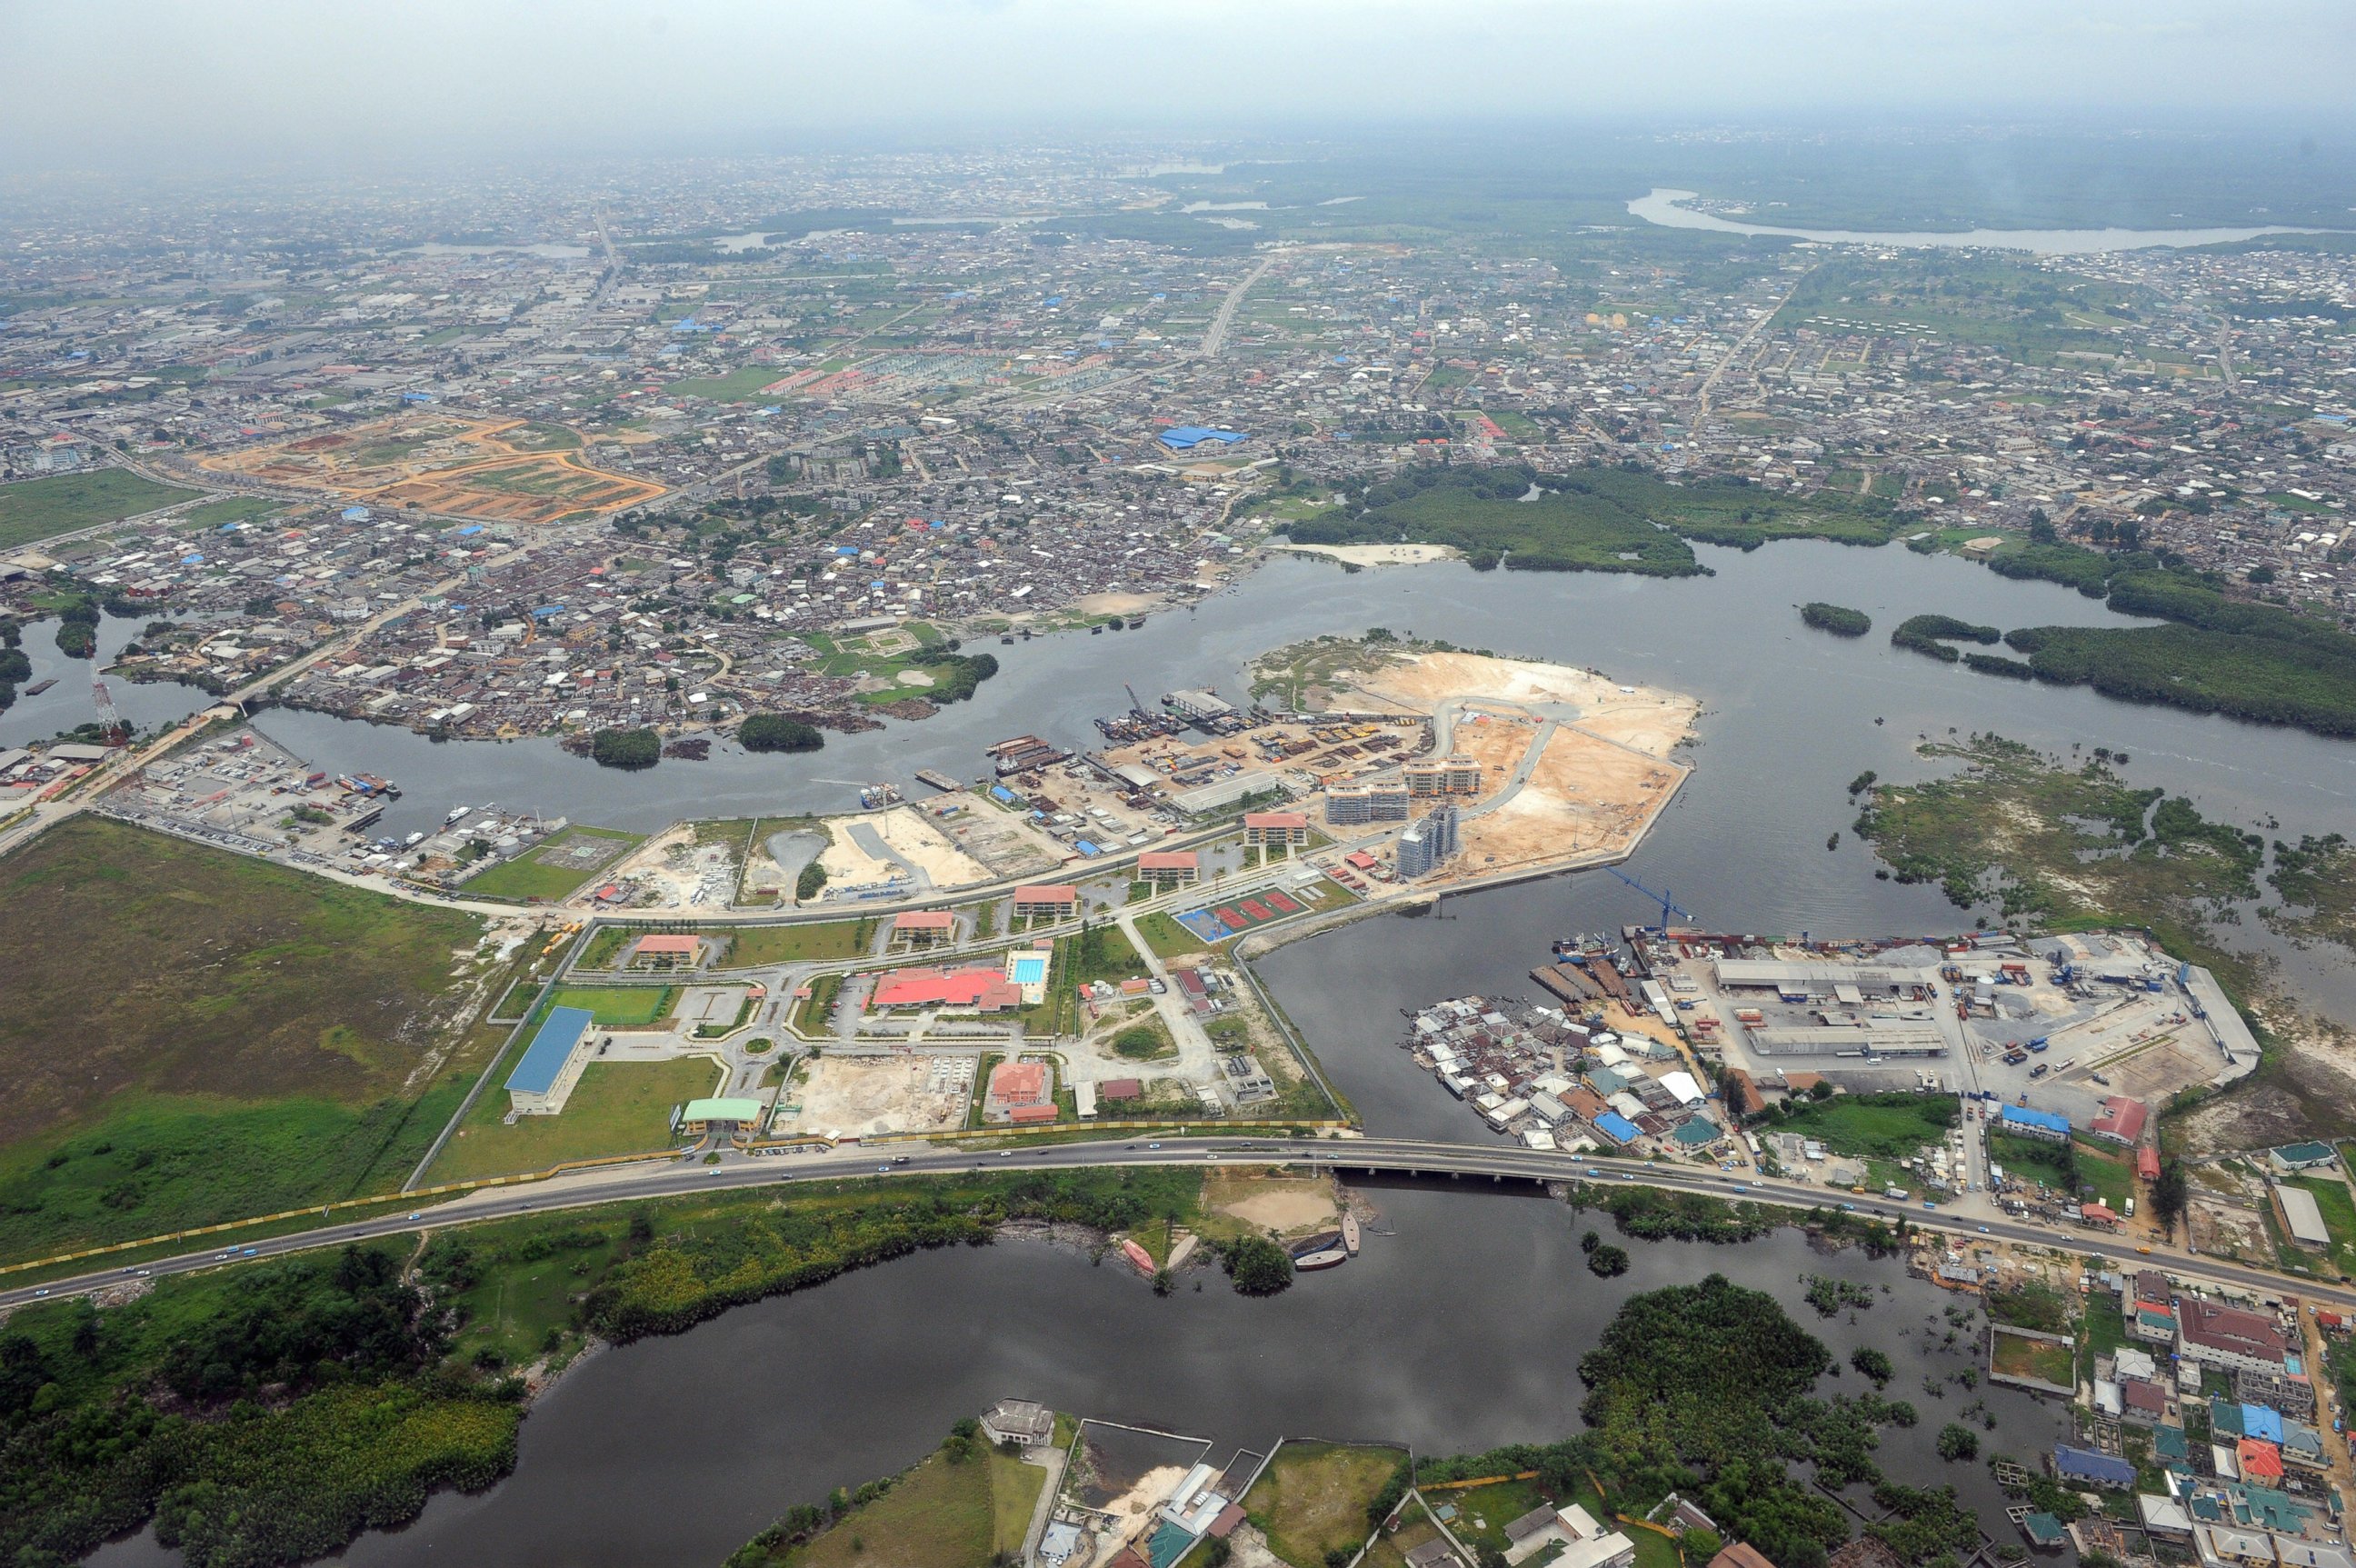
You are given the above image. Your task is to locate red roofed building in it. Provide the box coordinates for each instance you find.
[893,909,955,947]
[986,1060,1052,1121]
[2091,1095,2149,1145]
[1010,1103,1059,1125]
[631,933,707,967]
[1136,851,1201,886]
[2238,1439,2285,1485]
[870,964,1023,1013]
[1243,811,1310,846]
[2180,1298,2290,1373]
[1099,1077,1143,1101]
[2080,1202,2123,1230]
[2136,1145,2161,1181]
[1012,884,1080,919]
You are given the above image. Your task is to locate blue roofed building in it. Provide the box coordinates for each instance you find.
[1593,1112,1642,1146]
[1156,426,1250,451]
[2052,1444,2136,1489]
[505,1005,597,1115]
[2000,1104,2071,1142]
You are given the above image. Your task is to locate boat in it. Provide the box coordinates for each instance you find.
[445,805,472,824]
[1341,1212,1361,1255]
[913,768,959,793]
[1293,1244,1349,1272]
[22,678,55,696]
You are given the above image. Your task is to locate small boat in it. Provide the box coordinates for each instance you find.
[22,678,55,696]
[1342,1213,1361,1255]
[1293,1244,1349,1272]
[1288,1228,1343,1259]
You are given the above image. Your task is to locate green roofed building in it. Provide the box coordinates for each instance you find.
[680,1096,767,1135]
[505,1006,597,1116]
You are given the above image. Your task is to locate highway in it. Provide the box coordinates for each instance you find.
[9,1134,2349,1316]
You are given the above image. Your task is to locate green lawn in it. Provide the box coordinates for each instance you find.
[0,817,490,1263]
[1771,1092,1958,1160]
[1991,1328,2077,1388]
[534,984,678,1026]
[182,494,283,529]
[2072,1137,2136,1211]
[0,468,200,550]
[1135,911,1216,960]
[988,1446,1047,1556]
[664,365,787,402]
[2290,1175,2356,1275]
[754,1443,997,1568]
[718,919,879,967]
[1243,1442,1410,1568]
[424,1057,717,1183]
[1988,1132,2077,1193]
[460,826,642,902]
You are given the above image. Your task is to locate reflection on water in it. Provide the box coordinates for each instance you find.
[87,1189,2064,1568]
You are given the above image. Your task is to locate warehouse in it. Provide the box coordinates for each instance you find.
[504,1005,597,1115]
[2273,1184,2331,1252]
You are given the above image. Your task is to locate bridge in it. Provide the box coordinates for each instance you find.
[5,1134,2345,1316]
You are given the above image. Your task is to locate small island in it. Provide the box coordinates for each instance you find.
[1800,602,1872,637]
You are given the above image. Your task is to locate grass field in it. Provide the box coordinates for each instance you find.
[764,1443,999,1568]
[0,817,491,1262]
[2289,1175,2356,1275]
[1992,1328,2077,1388]
[1988,1131,2076,1194]
[1771,1092,1958,1161]
[181,494,283,529]
[1135,910,1216,960]
[460,825,642,902]
[0,468,200,550]
[1243,1442,1409,1568]
[534,984,679,1026]
[1441,1477,1673,1568]
[665,365,787,402]
[2072,1137,2136,1212]
[718,919,879,967]
[424,1058,715,1183]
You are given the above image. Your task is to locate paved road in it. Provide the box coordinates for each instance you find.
[10,1134,2346,1314]
[1203,254,1278,358]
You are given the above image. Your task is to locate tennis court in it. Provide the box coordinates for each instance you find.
[1173,887,1307,941]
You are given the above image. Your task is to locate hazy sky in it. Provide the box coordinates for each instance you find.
[3,0,2351,172]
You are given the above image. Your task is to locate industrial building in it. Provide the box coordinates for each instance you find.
[504,1005,598,1115]
[1165,688,1238,724]
[870,963,1023,1012]
[1174,773,1279,814]
[2273,1184,2331,1252]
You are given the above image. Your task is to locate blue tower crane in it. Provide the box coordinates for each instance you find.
[1607,866,1694,932]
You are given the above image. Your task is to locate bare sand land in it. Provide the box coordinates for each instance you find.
[1360,651,1697,753]
[816,804,993,890]
[1269,543,1458,566]
[773,1056,970,1139]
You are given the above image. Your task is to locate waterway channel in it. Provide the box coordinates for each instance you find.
[87,1191,2064,1568]
[1625,187,2345,253]
[53,539,2356,1566]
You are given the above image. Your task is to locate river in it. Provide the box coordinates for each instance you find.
[88,1190,2062,1568]
[62,538,2356,1566]
[1626,187,2345,254]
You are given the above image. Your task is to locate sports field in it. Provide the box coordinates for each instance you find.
[1175,886,1307,942]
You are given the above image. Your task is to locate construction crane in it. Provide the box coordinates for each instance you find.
[1123,681,1146,718]
[91,674,125,745]
[1607,866,1693,932]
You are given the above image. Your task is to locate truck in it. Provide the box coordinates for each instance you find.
[1883,1185,1908,1200]
[2026,1037,2050,1053]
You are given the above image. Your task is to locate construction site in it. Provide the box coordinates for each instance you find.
[197,413,664,524]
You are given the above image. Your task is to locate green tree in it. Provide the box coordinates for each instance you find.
[1221,1236,1293,1296]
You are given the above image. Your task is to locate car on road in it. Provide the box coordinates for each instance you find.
[877,1164,891,1172]
[34,1288,48,1297]
[1978,1225,1991,1233]
[1148,1143,1162,1150]
[998,1150,1012,1157]
[241,1247,256,1256]
[893,1155,910,1164]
